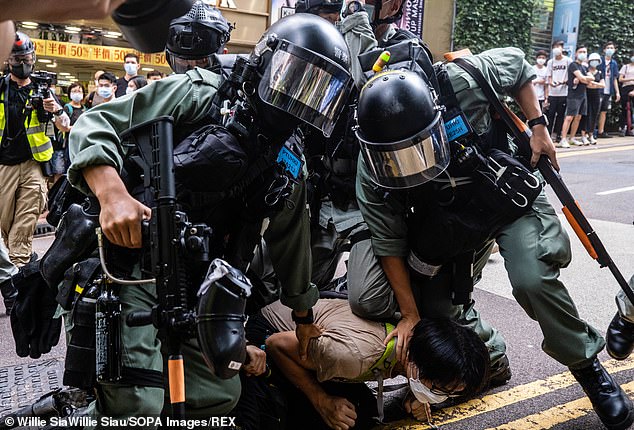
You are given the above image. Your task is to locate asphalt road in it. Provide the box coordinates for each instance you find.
[0,137,632,429]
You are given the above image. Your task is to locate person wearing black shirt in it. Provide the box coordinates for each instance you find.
[114,52,140,98]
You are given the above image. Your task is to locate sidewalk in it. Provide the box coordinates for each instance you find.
[555,134,634,152]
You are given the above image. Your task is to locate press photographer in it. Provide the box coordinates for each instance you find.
[0,32,70,267]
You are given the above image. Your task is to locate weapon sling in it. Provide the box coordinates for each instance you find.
[451,56,634,305]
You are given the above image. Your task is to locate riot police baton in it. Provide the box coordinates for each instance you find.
[504,105,634,305]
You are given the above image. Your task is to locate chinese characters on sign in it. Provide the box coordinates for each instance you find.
[33,39,168,67]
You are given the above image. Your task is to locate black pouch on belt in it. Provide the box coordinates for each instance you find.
[451,250,475,306]
[57,257,102,311]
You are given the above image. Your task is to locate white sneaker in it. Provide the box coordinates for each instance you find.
[589,135,597,145]
[570,138,584,146]
[581,136,590,145]
[557,138,570,148]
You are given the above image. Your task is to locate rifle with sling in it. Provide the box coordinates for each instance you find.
[449,54,634,305]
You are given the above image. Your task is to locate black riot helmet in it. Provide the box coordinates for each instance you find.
[295,0,343,14]
[165,1,232,73]
[356,70,450,189]
[248,13,352,137]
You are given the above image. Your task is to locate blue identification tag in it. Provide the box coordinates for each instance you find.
[444,112,472,142]
[276,145,303,180]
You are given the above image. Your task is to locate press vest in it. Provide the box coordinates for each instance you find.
[0,84,53,162]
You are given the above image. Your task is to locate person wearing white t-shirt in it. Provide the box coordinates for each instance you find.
[618,52,634,136]
[533,50,549,111]
[546,40,573,146]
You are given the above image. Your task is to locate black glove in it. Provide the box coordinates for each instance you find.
[10,260,62,359]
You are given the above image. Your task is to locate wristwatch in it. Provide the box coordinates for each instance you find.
[53,108,64,116]
[291,308,314,325]
[527,114,548,128]
[343,1,365,17]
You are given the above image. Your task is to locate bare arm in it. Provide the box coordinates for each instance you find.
[266,332,357,430]
[512,80,559,171]
[572,69,593,84]
[588,78,606,89]
[83,165,151,248]
[380,256,420,364]
[614,77,621,102]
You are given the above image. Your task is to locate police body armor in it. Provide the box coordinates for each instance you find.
[358,39,541,304]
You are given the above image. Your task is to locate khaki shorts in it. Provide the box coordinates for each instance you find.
[261,299,389,382]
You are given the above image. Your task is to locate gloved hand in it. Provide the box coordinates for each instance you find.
[10,260,62,359]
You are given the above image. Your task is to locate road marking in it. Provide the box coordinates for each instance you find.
[557,144,634,158]
[486,381,634,430]
[379,357,634,429]
[596,185,634,195]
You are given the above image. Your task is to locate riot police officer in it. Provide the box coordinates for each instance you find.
[19,14,352,425]
[354,49,633,429]
[165,0,232,74]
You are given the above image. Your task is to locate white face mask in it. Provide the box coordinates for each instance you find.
[126,87,134,95]
[409,377,449,404]
[630,56,634,64]
[97,86,113,99]
[124,63,138,75]
[577,52,587,62]
[605,48,615,57]
[552,47,563,57]
[536,58,546,66]
[589,60,600,68]
[70,93,83,103]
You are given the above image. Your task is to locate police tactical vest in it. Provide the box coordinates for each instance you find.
[0,80,53,162]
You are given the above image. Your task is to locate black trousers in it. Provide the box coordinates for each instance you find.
[620,86,634,129]
[546,96,567,137]
[582,92,602,134]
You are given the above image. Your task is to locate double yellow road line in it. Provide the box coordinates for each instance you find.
[384,357,634,429]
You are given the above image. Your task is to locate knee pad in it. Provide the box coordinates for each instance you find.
[40,200,100,289]
[196,259,252,380]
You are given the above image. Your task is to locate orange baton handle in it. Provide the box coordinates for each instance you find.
[562,204,599,260]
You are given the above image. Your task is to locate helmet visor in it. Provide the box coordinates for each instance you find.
[258,40,351,137]
[357,112,451,189]
[167,52,215,74]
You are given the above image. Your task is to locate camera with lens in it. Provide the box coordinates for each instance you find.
[29,71,56,110]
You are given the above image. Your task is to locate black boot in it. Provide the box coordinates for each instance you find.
[607,313,634,360]
[0,278,17,316]
[570,358,634,430]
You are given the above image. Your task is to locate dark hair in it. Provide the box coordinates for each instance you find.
[552,40,564,48]
[536,50,548,58]
[576,45,586,52]
[408,318,490,399]
[603,41,616,49]
[98,71,117,84]
[67,82,85,98]
[129,76,148,90]
[146,70,163,79]
[124,52,140,63]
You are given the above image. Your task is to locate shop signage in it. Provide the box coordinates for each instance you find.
[33,38,168,67]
